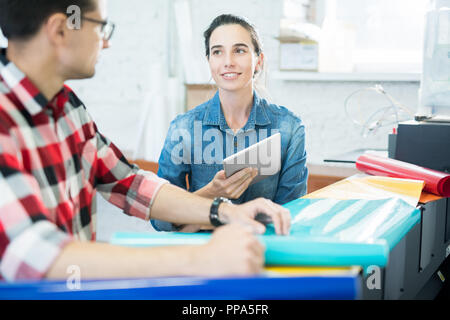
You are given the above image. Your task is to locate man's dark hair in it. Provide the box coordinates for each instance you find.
[0,0,96,41]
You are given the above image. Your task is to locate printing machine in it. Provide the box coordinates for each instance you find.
[366,4,450,299]
[360,121,447,299]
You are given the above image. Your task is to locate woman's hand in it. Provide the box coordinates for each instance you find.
[219,198,291,236]
[196,168,258,199]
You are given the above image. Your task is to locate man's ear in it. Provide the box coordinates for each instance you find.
[43,13,70,46]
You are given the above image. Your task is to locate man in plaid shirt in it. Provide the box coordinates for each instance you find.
[0,0,291,282]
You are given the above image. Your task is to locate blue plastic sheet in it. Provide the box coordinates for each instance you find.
[111,198,420,268]
[0,274,361,300]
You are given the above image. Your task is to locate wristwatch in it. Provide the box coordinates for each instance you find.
[209,197,232,227]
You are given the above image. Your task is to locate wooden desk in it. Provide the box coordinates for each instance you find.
[307,163,359,193]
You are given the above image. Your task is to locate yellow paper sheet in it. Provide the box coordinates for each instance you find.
[264,266,361,277]
[303,174,425,207]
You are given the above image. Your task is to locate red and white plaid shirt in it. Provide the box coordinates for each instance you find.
[0,49,168,281]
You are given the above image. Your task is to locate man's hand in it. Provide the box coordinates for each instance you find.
[198,168,258,199]
[220,198,291,235]
[46,226,265,280]
[197,224,265,276]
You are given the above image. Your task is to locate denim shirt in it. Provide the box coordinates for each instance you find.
[152,91,308,231]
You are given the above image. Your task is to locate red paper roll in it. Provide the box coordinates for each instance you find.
[356,154,450,197]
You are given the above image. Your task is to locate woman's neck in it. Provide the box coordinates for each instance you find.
[219,86,254,133]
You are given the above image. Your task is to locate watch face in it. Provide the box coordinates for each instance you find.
[219,197,232,205]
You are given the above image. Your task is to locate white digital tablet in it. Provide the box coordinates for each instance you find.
[223,133,281,185]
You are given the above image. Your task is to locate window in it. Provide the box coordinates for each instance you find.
[321,0,429,73]
[283,0,430,74]
[283,0,317,22]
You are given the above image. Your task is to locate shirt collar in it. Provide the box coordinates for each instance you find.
[203,90,271,131]
[0,48,50,116]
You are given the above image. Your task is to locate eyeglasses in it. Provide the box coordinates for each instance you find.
[81,17,115,41]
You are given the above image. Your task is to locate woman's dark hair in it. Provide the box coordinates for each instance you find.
[0,0,96,41]
[203,14,263,58]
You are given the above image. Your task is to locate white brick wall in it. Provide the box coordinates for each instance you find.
[66,0,419,166]
[0,0,422,165]
[67,0,174,158]
[268,80,419,163]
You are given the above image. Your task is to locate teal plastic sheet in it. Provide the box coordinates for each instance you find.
[281,198,420,251]
[111,198,420,268]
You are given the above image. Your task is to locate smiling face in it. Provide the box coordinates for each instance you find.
[208,24,263,95]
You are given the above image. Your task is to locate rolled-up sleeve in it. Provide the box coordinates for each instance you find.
[273,119,308,204]
[93,130,169,221]
[151,118,191,232]
[0,136,72,281]
[157,116,191,189]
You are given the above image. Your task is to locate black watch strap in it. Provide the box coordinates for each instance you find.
[210,197,231,227]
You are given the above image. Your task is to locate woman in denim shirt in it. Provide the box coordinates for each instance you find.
[153,14,308,231]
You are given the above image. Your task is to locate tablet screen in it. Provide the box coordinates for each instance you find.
[222,133,281,184]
